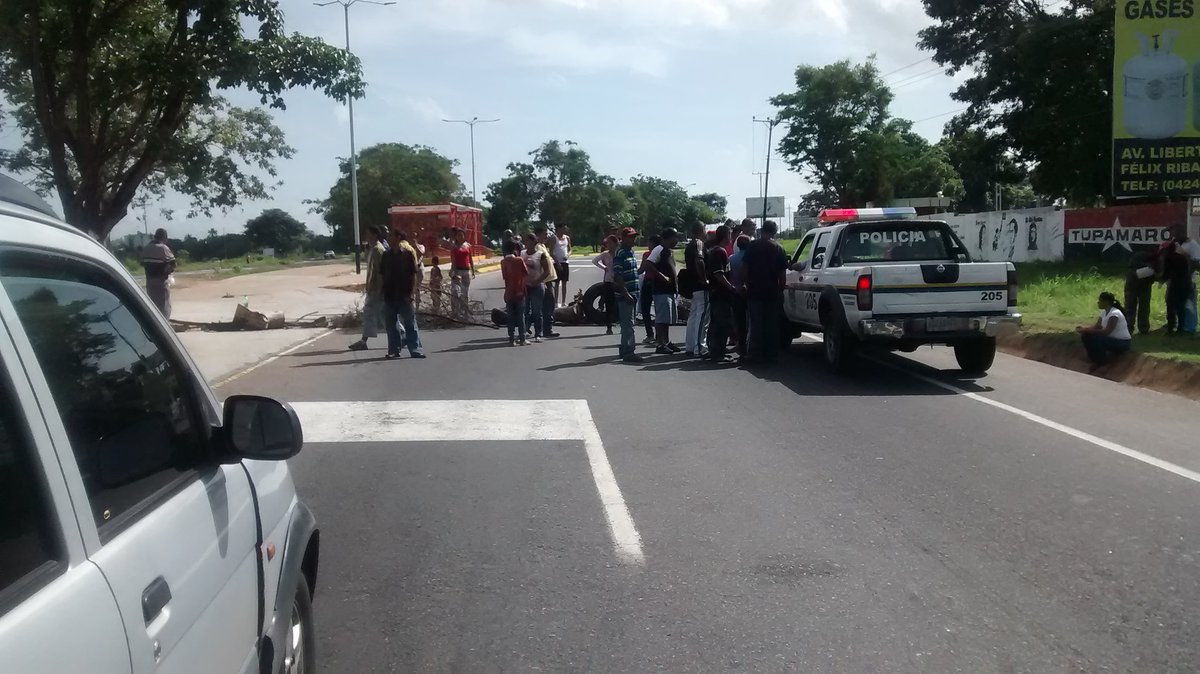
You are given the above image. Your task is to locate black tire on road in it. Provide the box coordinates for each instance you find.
[954,337,997,374]
[581,282,607,325]
[281,578,316,674]
[822,317,856,373]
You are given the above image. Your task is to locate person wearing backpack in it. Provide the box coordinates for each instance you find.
[682,222,710,357]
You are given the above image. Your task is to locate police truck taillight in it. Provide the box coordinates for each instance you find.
[1007,269,1018,307]
[856,274,873,311]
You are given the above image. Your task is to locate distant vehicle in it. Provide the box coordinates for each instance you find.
[323,250,336,259]
[781,207,1021,374]
[0,174,320,674]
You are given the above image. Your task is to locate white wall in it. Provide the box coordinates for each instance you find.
[918,207,1065,263]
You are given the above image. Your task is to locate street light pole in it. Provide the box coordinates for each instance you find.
[753,116,780,224]
[315,0,394,275]
[443,117,500,204]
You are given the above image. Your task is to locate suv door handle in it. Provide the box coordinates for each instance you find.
[142,576,172,625]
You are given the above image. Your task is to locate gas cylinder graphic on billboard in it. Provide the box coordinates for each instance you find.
[1122,31,1188,139]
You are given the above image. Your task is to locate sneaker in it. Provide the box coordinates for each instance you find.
[642,336,656,345]
[655,346,674,355]
[605,327,614,335]
[621,354,645,363]
[410,352,427,359]
[509,338,516,347]
[519,339,529,346]
[384,352,399,360]
[546,331,561,338]
[534,336,543,343]
[348,340,368,351]
[666,343,682,353]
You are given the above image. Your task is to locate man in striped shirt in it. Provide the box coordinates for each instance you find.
[612,227,644,363]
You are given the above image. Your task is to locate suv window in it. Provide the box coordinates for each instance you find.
[0,367,62,604]
[811,231,834,269]
[0,251,205,534]
[791,233,816,266]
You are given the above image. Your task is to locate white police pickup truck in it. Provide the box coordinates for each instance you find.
[782,207,1021,373]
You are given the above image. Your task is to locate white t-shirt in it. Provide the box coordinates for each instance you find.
[1101,307,1132,341]
[1179,238,1200,264]
[593,250,615,283]
[552,234,571,263]
[646,245,666,264]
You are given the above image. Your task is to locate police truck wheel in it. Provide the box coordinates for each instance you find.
[822,322,855,373]
[954,338,996,374]
[281,578,315,674]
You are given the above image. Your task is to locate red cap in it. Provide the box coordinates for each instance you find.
[621,227,638,238]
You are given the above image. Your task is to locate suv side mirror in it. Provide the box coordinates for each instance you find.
[220,395,303,461]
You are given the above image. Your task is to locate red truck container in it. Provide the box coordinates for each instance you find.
[388,203,488,260]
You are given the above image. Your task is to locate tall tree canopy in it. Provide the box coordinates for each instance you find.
[918,0,1112,204]
[311,142,466,248]
[244,208,308,254]
[0,0,363,239]
[771,58,963,209]
[692,192,728,219]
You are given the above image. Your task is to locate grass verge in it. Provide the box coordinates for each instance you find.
[1016,261,1200,364]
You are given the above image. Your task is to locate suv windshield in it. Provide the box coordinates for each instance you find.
[839,222,968,264]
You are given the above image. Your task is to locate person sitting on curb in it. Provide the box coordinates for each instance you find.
[1076,291,1132,367]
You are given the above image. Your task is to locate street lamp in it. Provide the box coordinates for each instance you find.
[315,0,395,275]
[753,116,781,223]
[443,117,500,205]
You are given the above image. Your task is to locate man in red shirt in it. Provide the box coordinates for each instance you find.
[501,240,529,346]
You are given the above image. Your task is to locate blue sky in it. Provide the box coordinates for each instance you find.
[109,0,965,240]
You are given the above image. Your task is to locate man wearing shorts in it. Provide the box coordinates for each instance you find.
[641,227,681,355]
[552,223,571,307]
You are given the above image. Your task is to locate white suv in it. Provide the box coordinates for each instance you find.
[0,175,318,674]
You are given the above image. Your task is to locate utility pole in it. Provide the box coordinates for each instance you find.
[443,117,501,205]
[753,116,781,223]
[315,0,395,274]
[752,172,766,199]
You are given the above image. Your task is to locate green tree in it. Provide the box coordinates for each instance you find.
[692,193,728,218]
[0,0,363,239]
[621,176,692,233]
[772,58,964,208]
[771,59,893,207]
[937,119,1029,213]
[244,209,308,254]
[311,143,466,248]
[918,0,1112,204]
[484,140,627,246]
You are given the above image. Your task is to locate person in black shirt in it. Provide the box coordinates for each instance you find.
[380,229,426,359]
[641,228,681,354]
[704,225,737,362]
[1162,240,1193,334]
[1124,245,1160,335]
[741,220,789,363]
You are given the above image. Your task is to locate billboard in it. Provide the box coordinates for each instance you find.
[746,196,785,219]
[1064,201,1186,261]
[1112,5,1200,198]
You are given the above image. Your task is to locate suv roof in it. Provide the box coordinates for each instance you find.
[0,173,58,219]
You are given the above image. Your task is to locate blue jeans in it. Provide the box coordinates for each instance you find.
[542,283,556,332]
[525,284,545,337]
[1081,333,1130,364]
[506,297,527,340]
[640,284,654,336]
[384,298,423,356]
[618,296,637,357]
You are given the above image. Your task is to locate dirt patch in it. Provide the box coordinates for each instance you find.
[998,333,1200,401]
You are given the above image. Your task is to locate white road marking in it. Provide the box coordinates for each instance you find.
[796,333,1200,486]
[212,329,335,388]
[290,399,646,565]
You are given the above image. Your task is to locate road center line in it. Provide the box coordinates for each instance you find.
[290,399,645,565]
[797,333,1200,484]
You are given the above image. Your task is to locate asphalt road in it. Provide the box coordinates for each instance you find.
[220,258,1200,672]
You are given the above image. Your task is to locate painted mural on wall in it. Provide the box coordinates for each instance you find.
[1063,202,1187,262]
[918,207,1066,263]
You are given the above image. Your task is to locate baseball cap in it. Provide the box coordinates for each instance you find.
[660,227,679,239]
[621,227,638,238]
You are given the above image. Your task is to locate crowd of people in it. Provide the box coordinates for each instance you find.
[1083,224,1200,365]
[502,217,792,365]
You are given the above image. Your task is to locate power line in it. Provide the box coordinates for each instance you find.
[888,64,943,86]
[911,107,969,124]
[882,56,934,78]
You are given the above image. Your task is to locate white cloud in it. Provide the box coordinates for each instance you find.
[332,104,349,125]
[506,27,670,77]
[405,96,452,122]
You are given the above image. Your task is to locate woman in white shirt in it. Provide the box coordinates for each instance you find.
[592,235,618,335]
[1076,291,1133,366]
